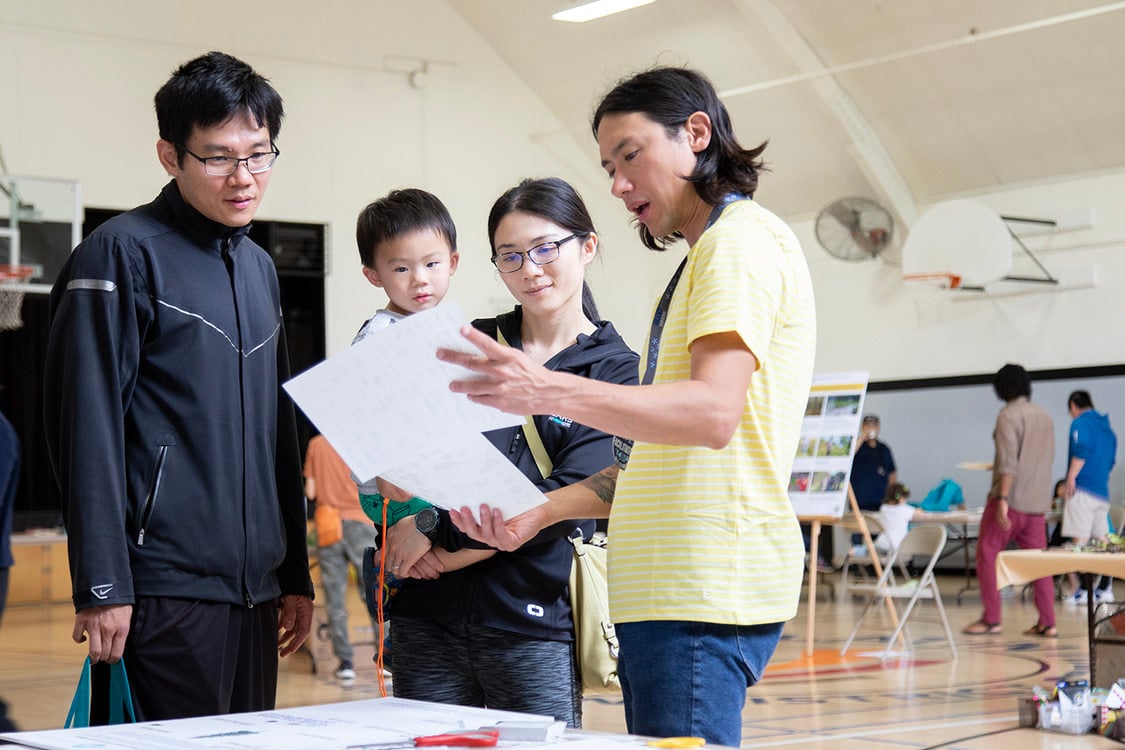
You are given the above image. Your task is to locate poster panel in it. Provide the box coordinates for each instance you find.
[789,371,870,518]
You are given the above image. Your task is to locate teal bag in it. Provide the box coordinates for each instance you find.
[64,657,137,728]
[913,478,963,512]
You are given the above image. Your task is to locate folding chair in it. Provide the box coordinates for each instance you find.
[840,525,957,661]
[838,511,908,601]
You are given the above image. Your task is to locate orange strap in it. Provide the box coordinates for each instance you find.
[375,501,389,697]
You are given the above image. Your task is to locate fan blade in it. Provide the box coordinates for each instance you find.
[826,203,861,233]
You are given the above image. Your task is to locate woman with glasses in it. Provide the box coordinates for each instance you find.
[380,177,638,727]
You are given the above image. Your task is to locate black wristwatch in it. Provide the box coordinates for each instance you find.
[414,507,440,541]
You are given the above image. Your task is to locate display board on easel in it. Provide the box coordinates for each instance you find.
[788,371,870,519]
[789,371,899,656]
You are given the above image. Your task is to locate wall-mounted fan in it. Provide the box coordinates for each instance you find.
[814,196,895,262]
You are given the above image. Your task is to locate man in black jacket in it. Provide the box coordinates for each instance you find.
[44,51,313,722]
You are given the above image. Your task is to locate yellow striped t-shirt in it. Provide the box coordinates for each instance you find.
[607,199,816,625]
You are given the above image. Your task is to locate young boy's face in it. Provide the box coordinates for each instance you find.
[363,227,458,316]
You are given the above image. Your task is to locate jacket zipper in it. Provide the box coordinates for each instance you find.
[222,239,253,609]
[137,445,169,546]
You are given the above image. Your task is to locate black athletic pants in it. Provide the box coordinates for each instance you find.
[91,597,279,723]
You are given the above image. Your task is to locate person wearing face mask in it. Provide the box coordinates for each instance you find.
[850,415,898,513]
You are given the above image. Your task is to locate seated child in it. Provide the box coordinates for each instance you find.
[873,483,924,553]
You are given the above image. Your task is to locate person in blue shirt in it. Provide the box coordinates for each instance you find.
[1061,390,1118,604]
[848,414,899,547]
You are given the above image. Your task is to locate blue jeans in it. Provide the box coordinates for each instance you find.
[617,620,784,748]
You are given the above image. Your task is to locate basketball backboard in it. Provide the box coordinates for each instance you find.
[0,174,82,294]
[901,199,1012,289]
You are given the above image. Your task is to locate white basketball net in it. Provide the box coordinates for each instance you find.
[904,274,958,325]
[0,273,29,331]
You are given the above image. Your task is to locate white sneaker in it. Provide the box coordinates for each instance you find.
[1097,588,1116,603]
[335,661,356,683]
[1063,590,1088,606]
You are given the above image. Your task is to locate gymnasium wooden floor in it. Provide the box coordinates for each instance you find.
[0,573,1119,748]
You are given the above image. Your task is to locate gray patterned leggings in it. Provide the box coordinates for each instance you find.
[389,616,582,727]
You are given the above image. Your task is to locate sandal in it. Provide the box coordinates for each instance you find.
[962,620,1003,635]
[1023,623,1058,638]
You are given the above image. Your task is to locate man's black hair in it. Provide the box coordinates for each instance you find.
[591,66,768,250]
[1068,390,1094,410]
[993,363,1032,402]
[155,51,284,164]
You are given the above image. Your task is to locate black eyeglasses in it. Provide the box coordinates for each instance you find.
[491,234,580,274]
[180,145,280,177]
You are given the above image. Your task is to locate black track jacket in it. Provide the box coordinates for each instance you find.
[44,180,312,611]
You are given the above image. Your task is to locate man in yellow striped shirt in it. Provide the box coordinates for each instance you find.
[443,67,816,748]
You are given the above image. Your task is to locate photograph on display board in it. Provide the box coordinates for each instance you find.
[789,371,869,518]
[797,436,817,457]
[825,394,861,417]
[817,435,853,457]
[805,396,825,417]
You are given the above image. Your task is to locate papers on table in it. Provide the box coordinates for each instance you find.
[0,698,662,749]
[283,303,544,520]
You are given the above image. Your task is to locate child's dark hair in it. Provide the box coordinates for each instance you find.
[487,177,601,321]
[356,189,457,268]
[884,483,910,504]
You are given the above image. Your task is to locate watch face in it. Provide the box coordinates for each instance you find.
[416,507,439,534]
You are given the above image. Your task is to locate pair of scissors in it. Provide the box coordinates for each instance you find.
[347,730,499,749]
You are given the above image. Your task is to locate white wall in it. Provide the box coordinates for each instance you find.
[794,170,1125,381]
[3,1,1124,381]
[0,0,666,358]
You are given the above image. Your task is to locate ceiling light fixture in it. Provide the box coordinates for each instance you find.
[552,0,654,23]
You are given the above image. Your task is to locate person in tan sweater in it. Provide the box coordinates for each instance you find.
[963,364,1056,637]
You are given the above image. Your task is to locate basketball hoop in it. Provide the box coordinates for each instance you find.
[0,265,35,331]
[903,273,961,324]
[903,272,962,290]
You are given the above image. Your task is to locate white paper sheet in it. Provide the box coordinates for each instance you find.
[282,303,543,520]
[378,433,546,519]
[0,698,555,749]
[0,698,700,749]
[284,303,521,477]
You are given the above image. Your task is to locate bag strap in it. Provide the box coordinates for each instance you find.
[109,659,137,724]
[496,326,553,480]
[522,417,553,481]
[64,657,93,729]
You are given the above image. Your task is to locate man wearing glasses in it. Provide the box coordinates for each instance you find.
[44,51,313,721]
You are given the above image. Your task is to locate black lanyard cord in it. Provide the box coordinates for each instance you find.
[640,195,747,385]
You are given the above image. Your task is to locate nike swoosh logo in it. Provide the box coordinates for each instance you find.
[91,584,114,600]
